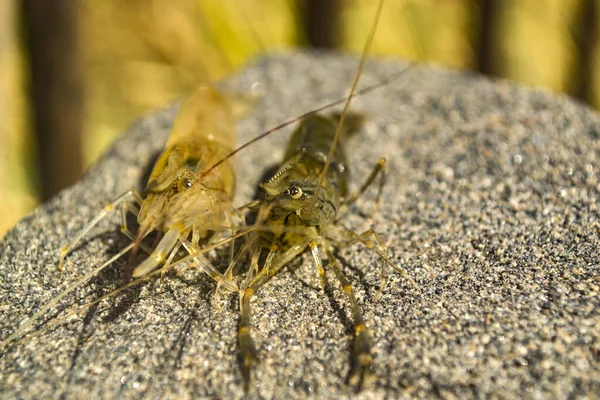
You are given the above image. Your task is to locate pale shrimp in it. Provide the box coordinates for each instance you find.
[63,86,242,286]
[1,85,244,350]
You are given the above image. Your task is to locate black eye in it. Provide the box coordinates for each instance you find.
[288,185,303,199]
[177,175,194,192]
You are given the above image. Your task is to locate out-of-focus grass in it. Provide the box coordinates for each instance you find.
[501,0,581,93]
[0,0,38,238]
[345,0,476,67]
[0,0,599,237]
[81,0,297,165]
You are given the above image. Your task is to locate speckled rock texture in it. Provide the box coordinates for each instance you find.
[1,53,599,399]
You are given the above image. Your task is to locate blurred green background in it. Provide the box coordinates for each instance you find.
[0,0,599,238]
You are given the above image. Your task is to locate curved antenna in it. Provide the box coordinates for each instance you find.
[198,64,411,181]
[311,0,385,207]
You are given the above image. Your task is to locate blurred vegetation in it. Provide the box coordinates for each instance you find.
[0,0,599,238]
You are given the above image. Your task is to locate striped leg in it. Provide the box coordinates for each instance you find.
[339,157,387,221]
[327,249,374,389]
[236,239,311,388]
[355,229,419,291]
[309,238,327,288]
[238,286,258,387]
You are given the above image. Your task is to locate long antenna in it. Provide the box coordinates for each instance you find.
[198,63,411,180]
[311,0,385,205]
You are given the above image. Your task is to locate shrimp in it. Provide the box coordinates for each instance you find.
[1,85,243,350]
[234,0,418,389]
[237,113,419,388]
[60,85,241,286]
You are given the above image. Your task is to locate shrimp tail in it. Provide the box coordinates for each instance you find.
[329,111,366,138]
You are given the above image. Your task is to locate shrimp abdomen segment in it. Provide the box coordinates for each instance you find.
[144,85,236,199]
[166,86,236,150]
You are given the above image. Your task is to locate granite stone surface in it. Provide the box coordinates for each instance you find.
[1,53,599,399]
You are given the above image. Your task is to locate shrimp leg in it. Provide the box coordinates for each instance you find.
[355,229,388,300]
[343,229,420,292]
[222,202,259,277]
[59,190,145,270]
[236,239,312,386]
[309,238,327,288]
[326,248,374,389]
[330,226,389,299]
[249,240,311,290]
[338,158,387,221]
[238,286,258,387]
[178,233,238,292]
[131,224,239,292]
[118,201,147,249]
[132,229,181,278]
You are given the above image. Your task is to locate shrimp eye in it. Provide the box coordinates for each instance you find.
[178,176,194,192]
[288,186,303,199]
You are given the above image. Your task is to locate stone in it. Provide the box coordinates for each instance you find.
[1,53,599,398]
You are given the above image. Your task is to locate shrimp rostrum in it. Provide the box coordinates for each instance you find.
[237,113,419,387]
[59,85,240,291]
